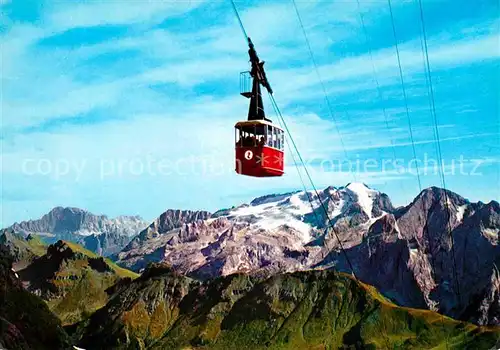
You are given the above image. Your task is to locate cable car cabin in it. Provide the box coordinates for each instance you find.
[235,120,284,177]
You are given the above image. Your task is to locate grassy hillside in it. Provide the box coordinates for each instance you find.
[76,267,500,349]
[17,240,138,326]
[63,240,139,279]
[0,230,47,268]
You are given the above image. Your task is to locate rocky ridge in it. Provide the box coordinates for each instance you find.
[5,207,149,256]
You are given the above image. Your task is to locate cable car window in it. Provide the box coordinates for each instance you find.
[273,127,278,149]
[255,124,266,147]
[253,125,257,147]
[237,125,258,147]
[277,129,281,150]
[281,130,285,150]
[267,126,273,147]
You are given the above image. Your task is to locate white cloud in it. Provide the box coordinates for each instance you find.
[44,1,205,33]
[271,33,500,99]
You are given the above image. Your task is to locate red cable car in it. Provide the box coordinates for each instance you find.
[235,38,285,177]
[235,120,284,177]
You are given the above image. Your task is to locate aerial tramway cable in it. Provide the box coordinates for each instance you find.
[355,0,398,163]
[230,0,248,40]
[412,0,449,340]
[416,0,463,309]
[229,0,358,278]
[270,97,324,227]
[352,2,406,347]
[387,2,460,346]
[268,94,358,277]
[387,0,423,192]
[291,0,358,183]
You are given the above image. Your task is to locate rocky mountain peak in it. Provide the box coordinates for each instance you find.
[406,187,469,214]
[154,209,212,233]
[9,206,147,236]
[46,240,75,259]
[111,183,500,327]
[121,209,213,252]
[115,183,396,281]
[4,207,149,257]
[478,201,500,228]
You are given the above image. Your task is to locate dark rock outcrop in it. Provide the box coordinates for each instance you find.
[122,209,212,251]
[0,245,72,349]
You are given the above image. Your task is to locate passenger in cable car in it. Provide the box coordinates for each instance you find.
[238,134,256,147]
[258,135,266,147]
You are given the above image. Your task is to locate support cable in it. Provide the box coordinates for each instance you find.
[387,0,423,192]
[355,0,398,163]
[230,0,248,40]
[417,0,463,310]
[270,98,323,227]
[269,93,357,276]
[291,0,358,182]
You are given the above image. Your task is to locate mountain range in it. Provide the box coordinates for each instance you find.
[110,183,500,327]
[3,207,149,256]
[2,182,499,333]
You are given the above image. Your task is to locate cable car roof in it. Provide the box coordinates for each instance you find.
[234,119,283,130]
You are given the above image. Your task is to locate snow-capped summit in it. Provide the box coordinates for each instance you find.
[345,182,379,219]
[114,183,394,277]
[227,190,316,243]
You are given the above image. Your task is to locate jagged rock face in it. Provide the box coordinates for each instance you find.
[397,189,500,323]
[122,209,212,251]
[319,187,500,325]
[10,207,143,235]
[0,246,72,349]
[322,214,429,309]
[82,231,131,256]
[74,268,500,349]
[4,207,149,256]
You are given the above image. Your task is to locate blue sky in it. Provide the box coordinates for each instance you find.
[1,0,499,227]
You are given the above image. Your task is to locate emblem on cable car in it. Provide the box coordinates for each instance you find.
[244,150,253,160]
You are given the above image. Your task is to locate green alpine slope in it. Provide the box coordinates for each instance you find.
[0,229,47,268]
[75,265,500,349]
[17,240,139,325]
